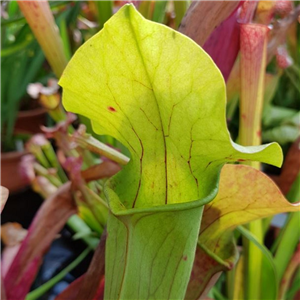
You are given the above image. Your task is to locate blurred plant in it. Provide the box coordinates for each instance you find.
[1,1,45,150]
[1,1,80,151]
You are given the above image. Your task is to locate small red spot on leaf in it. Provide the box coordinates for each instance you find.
[257,130,261,137]
[108,106,116,112]
[237,159,246,162]
[183,255,187,261]
[242,113,247,120]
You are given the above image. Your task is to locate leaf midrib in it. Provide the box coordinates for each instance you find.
[127,9,169,207]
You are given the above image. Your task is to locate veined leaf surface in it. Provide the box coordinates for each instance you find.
[60,4,282,210]
[59,4,283,299]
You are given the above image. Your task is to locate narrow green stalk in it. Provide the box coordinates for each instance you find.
[59,18,72,61]
[174,1,189,29]
[226,268,236,300]
[211,286,228,300]
[48,105,67,123]
[34,163,62,187]
[286,172,300,202]
[74,132,130,165]
[25,247,91,300]
[66,215,99,250]
[285,67,300,94]
[271,172,300,254]
[96,1,113,29]
[274,214,300,281]
[226,96,239,122]
[42,143,68,183]
[152,1,168,23]
[272,171,300,281]
[237,226,278,290]
[245,221,263,299]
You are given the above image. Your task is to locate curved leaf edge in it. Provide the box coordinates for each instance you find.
[104,170,220,216]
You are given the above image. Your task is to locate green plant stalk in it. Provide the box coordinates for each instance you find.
[59,18,72,61]
[226,267,236,300]
[34,163,62,187]
[244,221,263,299]
[174,1,189,29]
[73,133,130,165]
[286,171,300,202]
[285,67,300,94]
[31,149,51,169]
[273,171,300,282]
[25,247,91,300]
[96,0,113,29]
[274,214,300,281]
[17,1,68,78]
[42,143,68,183]
[271,172,300,254]
[233,255,245,300]
[80,185,109,227]
[49,104,68,124]
[237,226,278,298]
[67,215,99,250]
[239,24,269,300]
[152,1,168,23]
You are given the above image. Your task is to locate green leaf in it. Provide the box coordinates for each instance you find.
[59,5,284,299]
[60,4,282,210]
[237,226,278,300]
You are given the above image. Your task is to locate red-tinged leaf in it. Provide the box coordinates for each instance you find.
[81,161,121,182]
[3,183,76,300]
[56,276,105,300]
[179,1,241,46]
[1,245,21,278]
[55,276,84,300]
[63,156,84,188]
[185,231,238,300]
[203,8,240,81]
[75,230,106,300]
[0,186,9,213]
[185,237,238,300]
[200,165,299,251]
[185,164,299,299]
[55,231,106,300]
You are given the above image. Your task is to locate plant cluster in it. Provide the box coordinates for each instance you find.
[1,1,300,300]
